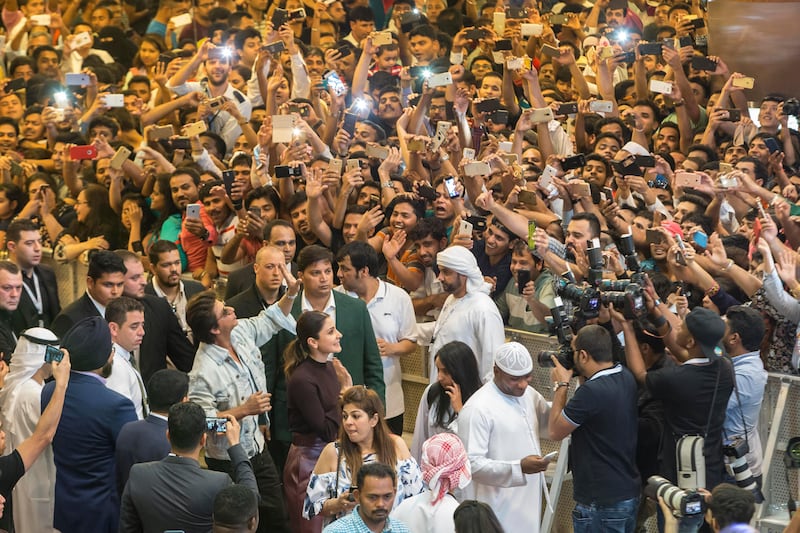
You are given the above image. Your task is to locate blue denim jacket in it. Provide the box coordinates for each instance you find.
[189,305,296,460]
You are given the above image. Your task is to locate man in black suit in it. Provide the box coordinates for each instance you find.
[144,240,205,339]
[225,220,298,299]
[6,219,60,334]
[115,369,189,494]
[115,250,197,383]
[118,402,258,533]
[50,250,126,338]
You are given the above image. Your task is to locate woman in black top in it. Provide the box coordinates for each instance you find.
[284,311,351,533]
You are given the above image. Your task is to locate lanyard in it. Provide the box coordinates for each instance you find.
[22,271,43,321]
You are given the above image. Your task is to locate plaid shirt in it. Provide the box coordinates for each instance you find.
[322,507,410,533]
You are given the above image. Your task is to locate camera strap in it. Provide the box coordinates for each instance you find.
[703,357,723,439]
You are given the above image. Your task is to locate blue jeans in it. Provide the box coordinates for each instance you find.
[573,497,640,533]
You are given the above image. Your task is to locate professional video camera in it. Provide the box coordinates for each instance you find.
[537,297,575,370]
[723,438,764,503]
[644,476,706,517]
[556,278,601,320]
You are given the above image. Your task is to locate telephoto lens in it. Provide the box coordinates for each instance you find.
[644,476,706,516]
[724,439,764,503]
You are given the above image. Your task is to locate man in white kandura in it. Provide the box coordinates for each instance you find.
[418,245,504,382]
[457,342,553,533]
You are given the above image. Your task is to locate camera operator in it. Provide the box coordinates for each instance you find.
[720,306,767,491]
[619,280,734,532]
[549,324,641,532]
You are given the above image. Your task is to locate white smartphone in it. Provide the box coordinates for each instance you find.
[428,72,452,88]
[520,23,543,37]
[589,100,614,113]
[30,14,51,26]
[186,204,201,219]
[464,161,491,176]
[183,120,208,137]
[71,31,92,48]
[506,57,523,70]
[372,31,393,46]
[530,107,554,124]
[543,451,559,462]
[462,148,475,160]
[649,79,673,95]
[65,73,91,86]
[493,11,506,34]
[498,141,513,152]
[170,13,193,27]
[103,94,124,108]
[458,219,473,236]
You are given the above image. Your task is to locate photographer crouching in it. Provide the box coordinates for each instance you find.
[613,275,734,533]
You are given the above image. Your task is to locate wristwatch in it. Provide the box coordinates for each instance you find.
[552,381,569,392]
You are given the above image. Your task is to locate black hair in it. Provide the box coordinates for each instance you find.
[453,501,506,533]
[297,244,334,272]
[186,291,220,345]
[245,186,281,213]
[708,483,756,529]
[234,27,262,50]
[354,462,396,490]
[574,324,613,363]
[213,484,259,530]
[407,216,447,242]
[264,219,294,242]
[571,212,601,239]
[336,241,379,277]
[725,306,765,352]
[167,401,206,452]
[348,5,374,23]
[88,250,126,279]
[147,239,179,267]
[430,341,482,429]
[105,295,144,326]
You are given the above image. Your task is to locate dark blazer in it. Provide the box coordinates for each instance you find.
[138,294,196,383]
[224,262,298,300]
[260,290,384,444]
[42,372,138,533]
[11,264,61,334]
[118,444,258,533]
[50,293,100,338]
[144,278,205,300]
[115,415,170,496]
[51,293,195,383]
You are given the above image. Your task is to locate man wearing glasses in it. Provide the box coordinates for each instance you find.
[186,264,300,533]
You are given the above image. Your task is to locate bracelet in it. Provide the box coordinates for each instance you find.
[720,259,734,272]
[286,292,298,299]
[705,282,720,297]
[381,182,394,189]
[651,314,667,328]
[673,99,685,107]
[552,381,569,392]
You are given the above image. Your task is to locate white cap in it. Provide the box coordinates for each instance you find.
[493,342,533,376]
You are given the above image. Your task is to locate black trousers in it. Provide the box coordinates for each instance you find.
[206,449,290,533]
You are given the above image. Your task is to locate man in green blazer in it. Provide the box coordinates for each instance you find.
[259,245,384,474]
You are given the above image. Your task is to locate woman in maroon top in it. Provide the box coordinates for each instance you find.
[284,311,352,533]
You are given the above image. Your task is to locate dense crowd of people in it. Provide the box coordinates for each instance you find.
[0,0,798,531]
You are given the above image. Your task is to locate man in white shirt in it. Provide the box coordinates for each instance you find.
[105,296,148,419]
[458,342,552,533]
[418,245,505,382]
[335,241,417,435]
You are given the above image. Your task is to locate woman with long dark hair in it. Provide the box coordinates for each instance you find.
[146,174,187,267]
[303,386,423,526]
[284,311,351,533]
[454,500,506,533]
[410,341,483,462]
[55,184,125,261]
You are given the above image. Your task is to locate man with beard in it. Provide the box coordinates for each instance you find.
[173,168,217,278]
[32,46,62,81]
[145,240,205,339]
[532,213,602,283]
[375,86,403,137]
[323,463,410,533]
[408,217,448,319]
[168,40,252,153]
[19,105,47,150]
[654,122,681,155]
[199,180,248,281]
[42,316,138,533]
[418,245,504,382]
[287,192,323,256]
[114,250,196,385]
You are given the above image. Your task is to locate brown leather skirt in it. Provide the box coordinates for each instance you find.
[284,436,327,533]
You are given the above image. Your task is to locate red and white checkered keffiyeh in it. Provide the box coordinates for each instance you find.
[421,433,472,505]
